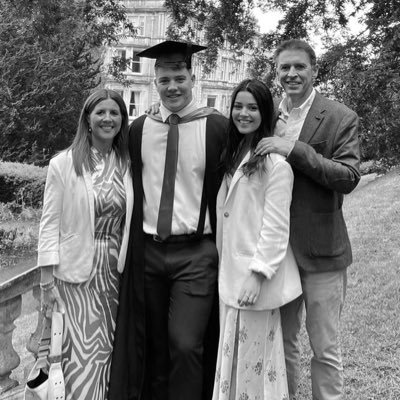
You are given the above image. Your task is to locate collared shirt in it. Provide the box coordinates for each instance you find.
[275,89,316,142]
[141,99,211,235]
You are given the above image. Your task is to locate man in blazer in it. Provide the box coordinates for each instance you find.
[109,41,228,400]
[255,39,361,400]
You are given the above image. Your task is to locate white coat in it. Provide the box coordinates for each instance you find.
[216,152,302,310]
[37,150,133,282]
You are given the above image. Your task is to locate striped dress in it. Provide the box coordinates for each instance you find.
[56,149,126,400]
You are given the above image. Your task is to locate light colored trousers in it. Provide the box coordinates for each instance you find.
[280,269,347,400]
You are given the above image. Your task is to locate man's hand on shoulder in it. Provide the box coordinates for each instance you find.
[255,137,295,157]
[145,102,161,115]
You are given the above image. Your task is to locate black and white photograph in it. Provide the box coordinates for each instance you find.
[0,1,399,399]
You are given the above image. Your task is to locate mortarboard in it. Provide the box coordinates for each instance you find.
[136,40,207,69]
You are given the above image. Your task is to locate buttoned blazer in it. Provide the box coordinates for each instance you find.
[286,92,361,272]
[217,152,302,310]
[37,150,133,282]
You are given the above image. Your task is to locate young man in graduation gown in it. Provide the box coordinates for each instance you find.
[109,41,228,400]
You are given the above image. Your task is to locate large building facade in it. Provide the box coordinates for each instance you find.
[105,0,251,120]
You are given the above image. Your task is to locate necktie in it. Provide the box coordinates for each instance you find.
[157,113,180,240]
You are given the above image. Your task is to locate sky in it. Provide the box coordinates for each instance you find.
[254,6,365,34]
[253,8,282,34]
[253,8,325,52]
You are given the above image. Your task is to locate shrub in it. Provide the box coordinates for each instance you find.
[0,161,47,208]
[0,202,42,222]
[0,202,41,255]
[0,202,15,221]
[0,225,38,253]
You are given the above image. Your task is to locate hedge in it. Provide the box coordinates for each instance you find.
[0,161,47,208]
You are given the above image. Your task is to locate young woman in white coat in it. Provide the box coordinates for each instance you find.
[212,79,302,400]
[37,89,133,399]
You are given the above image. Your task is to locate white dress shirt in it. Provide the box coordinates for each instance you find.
[275,89,316,141]
[141,99,212,235]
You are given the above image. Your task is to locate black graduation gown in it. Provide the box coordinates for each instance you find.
[109,113,228,400]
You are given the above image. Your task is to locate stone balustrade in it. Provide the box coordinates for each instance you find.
[0,259,41,399]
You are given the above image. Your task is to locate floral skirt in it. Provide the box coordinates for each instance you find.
[212,302,289,400]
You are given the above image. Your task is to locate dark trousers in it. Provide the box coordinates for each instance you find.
[143,236,218,400]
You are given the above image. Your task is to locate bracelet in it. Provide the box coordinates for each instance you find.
[40,280,55,291]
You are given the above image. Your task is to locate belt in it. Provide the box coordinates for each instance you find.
[144,233,211,244]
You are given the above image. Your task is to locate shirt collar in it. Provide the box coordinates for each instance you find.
[91,146,113,159]
[160,99,198,122]
[279,89,316,118]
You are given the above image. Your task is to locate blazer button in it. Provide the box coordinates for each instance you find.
[224,212,229,217]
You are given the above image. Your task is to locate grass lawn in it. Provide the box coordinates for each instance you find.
[1,170,400,398]
[295,169,400,399]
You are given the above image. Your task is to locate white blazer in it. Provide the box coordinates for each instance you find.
[216,152,302,310]
[37,150,133,283]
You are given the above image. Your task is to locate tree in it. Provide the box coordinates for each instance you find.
[165,0,258,74]
[308,0,400,169]
[0,0,135,165]
[165,0,400,169]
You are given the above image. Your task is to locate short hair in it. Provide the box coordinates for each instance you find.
[154,58,192,73]
[274,39,317,66]
[69,89,129,176]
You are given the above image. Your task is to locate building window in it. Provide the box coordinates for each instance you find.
[131,51,141,73]
[221,95,228,115]
[220,58,228,81]
[233,60,241,82]
[207,68,216,81]
[229,60,240,82]
[132,16,145,36]
[207,96,217,108]
[129,91,140,117]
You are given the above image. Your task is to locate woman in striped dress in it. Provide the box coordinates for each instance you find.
[37,89,133,399]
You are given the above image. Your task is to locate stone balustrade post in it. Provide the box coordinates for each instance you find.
[0,261,39,395]
[26,285,43,358]
[0,295,22,394]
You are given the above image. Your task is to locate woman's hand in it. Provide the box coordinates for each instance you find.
[41,284,66,318]
[238,272,265,307]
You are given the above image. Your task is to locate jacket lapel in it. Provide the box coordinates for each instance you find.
[298,92,326,144]
[123,168,133,227]
[83,168,95,235]
[224,151,250,204]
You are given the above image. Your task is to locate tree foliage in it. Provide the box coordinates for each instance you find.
[165,0,258,73]
[165,0,400,169]
[0,0,135,165]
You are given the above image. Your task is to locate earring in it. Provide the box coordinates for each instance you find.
[88,127,92,134]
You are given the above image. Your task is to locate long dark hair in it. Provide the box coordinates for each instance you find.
[68,89,129,176]
[224,79,275,177]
